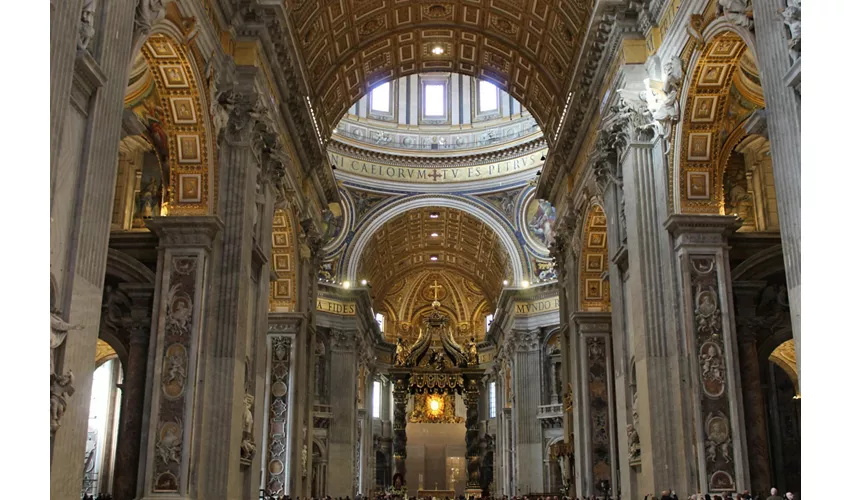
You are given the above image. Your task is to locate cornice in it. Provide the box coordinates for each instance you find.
[538,2,647,201]
[327,138,547,169]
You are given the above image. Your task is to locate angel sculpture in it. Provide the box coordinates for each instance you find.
[394,336,410,366]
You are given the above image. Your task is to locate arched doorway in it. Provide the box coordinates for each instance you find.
[82,343,123,497]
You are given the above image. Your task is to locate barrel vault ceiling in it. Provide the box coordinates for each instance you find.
[357,207,510,304]
[282,0,594,142]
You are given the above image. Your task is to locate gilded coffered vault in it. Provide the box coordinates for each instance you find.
[282,0,593,142]
[357,207,509,303]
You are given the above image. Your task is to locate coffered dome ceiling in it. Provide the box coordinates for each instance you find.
[357,207,510,305]
[283,0,593,143]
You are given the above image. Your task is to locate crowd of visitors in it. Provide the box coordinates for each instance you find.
[257,489,797,500]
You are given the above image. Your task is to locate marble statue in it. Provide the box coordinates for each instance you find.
[240,437,256,461]
[627,424,640,460]
[465,335,479,365]
[781,0,801,60]
[394,336,410,366]
[51,310,78,434]
[717,0,753,29]
[78,0,97,51]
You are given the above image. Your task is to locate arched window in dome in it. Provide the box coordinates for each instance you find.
[479,80,499,113]
[370,82,391,113]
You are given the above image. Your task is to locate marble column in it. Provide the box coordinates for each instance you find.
[621,136,692,494]
[327,329,359,497]
[464,374,483,491]
[571,312,617,497]
[665,215,750,494]
[732,282,772,495]
[752,0,802,373]
[140,216,222,499]
[290,221,323,498]
[262,316,298,497]
[511,330,544,494]
[391,374,410,486]
[112,284,154,500]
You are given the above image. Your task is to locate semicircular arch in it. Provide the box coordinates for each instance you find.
[342,195,528,284]
[127,29,216,216]
[672,27,766,215]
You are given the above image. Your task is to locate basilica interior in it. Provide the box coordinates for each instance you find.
[49,0,801,499]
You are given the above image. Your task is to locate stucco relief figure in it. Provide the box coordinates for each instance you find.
[78,0,97,51]
[165,284,192,336]
[705,414,732,463]
[156,419,183,464]
[700,343,727,397]
[51,310,79,434]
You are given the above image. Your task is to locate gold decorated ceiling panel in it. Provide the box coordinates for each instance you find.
[379,269,491,343]
[283,0,593,142]
[359,207,507,303]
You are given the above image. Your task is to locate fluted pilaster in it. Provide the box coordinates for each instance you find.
[752,0,802,377]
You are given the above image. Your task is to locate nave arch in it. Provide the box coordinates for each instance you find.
[672,23,774,225]
[118,25,216,220]
[341,195,527,285]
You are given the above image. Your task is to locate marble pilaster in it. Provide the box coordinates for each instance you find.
[262,315,299,497]
[665,214,750,494]
[112,284,154,500]
[570,313,616,497]
[621,137,692,494]
[196,69,269,499]
[50,3,137,497]
[592,149,633,500]
[327,329,358,497]
[140,216,222,499]
[752,0,802,375]
[511,330,544,494]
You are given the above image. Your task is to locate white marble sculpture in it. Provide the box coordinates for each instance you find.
[51,310,79,434]
[78,0,97,51]
[717,0,753,29]
[780,0,801,60]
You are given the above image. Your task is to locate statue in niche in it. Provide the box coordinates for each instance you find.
[465,335,479,365]
[629,390,641,459]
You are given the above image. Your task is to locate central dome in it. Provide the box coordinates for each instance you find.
[328,72,547,186]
